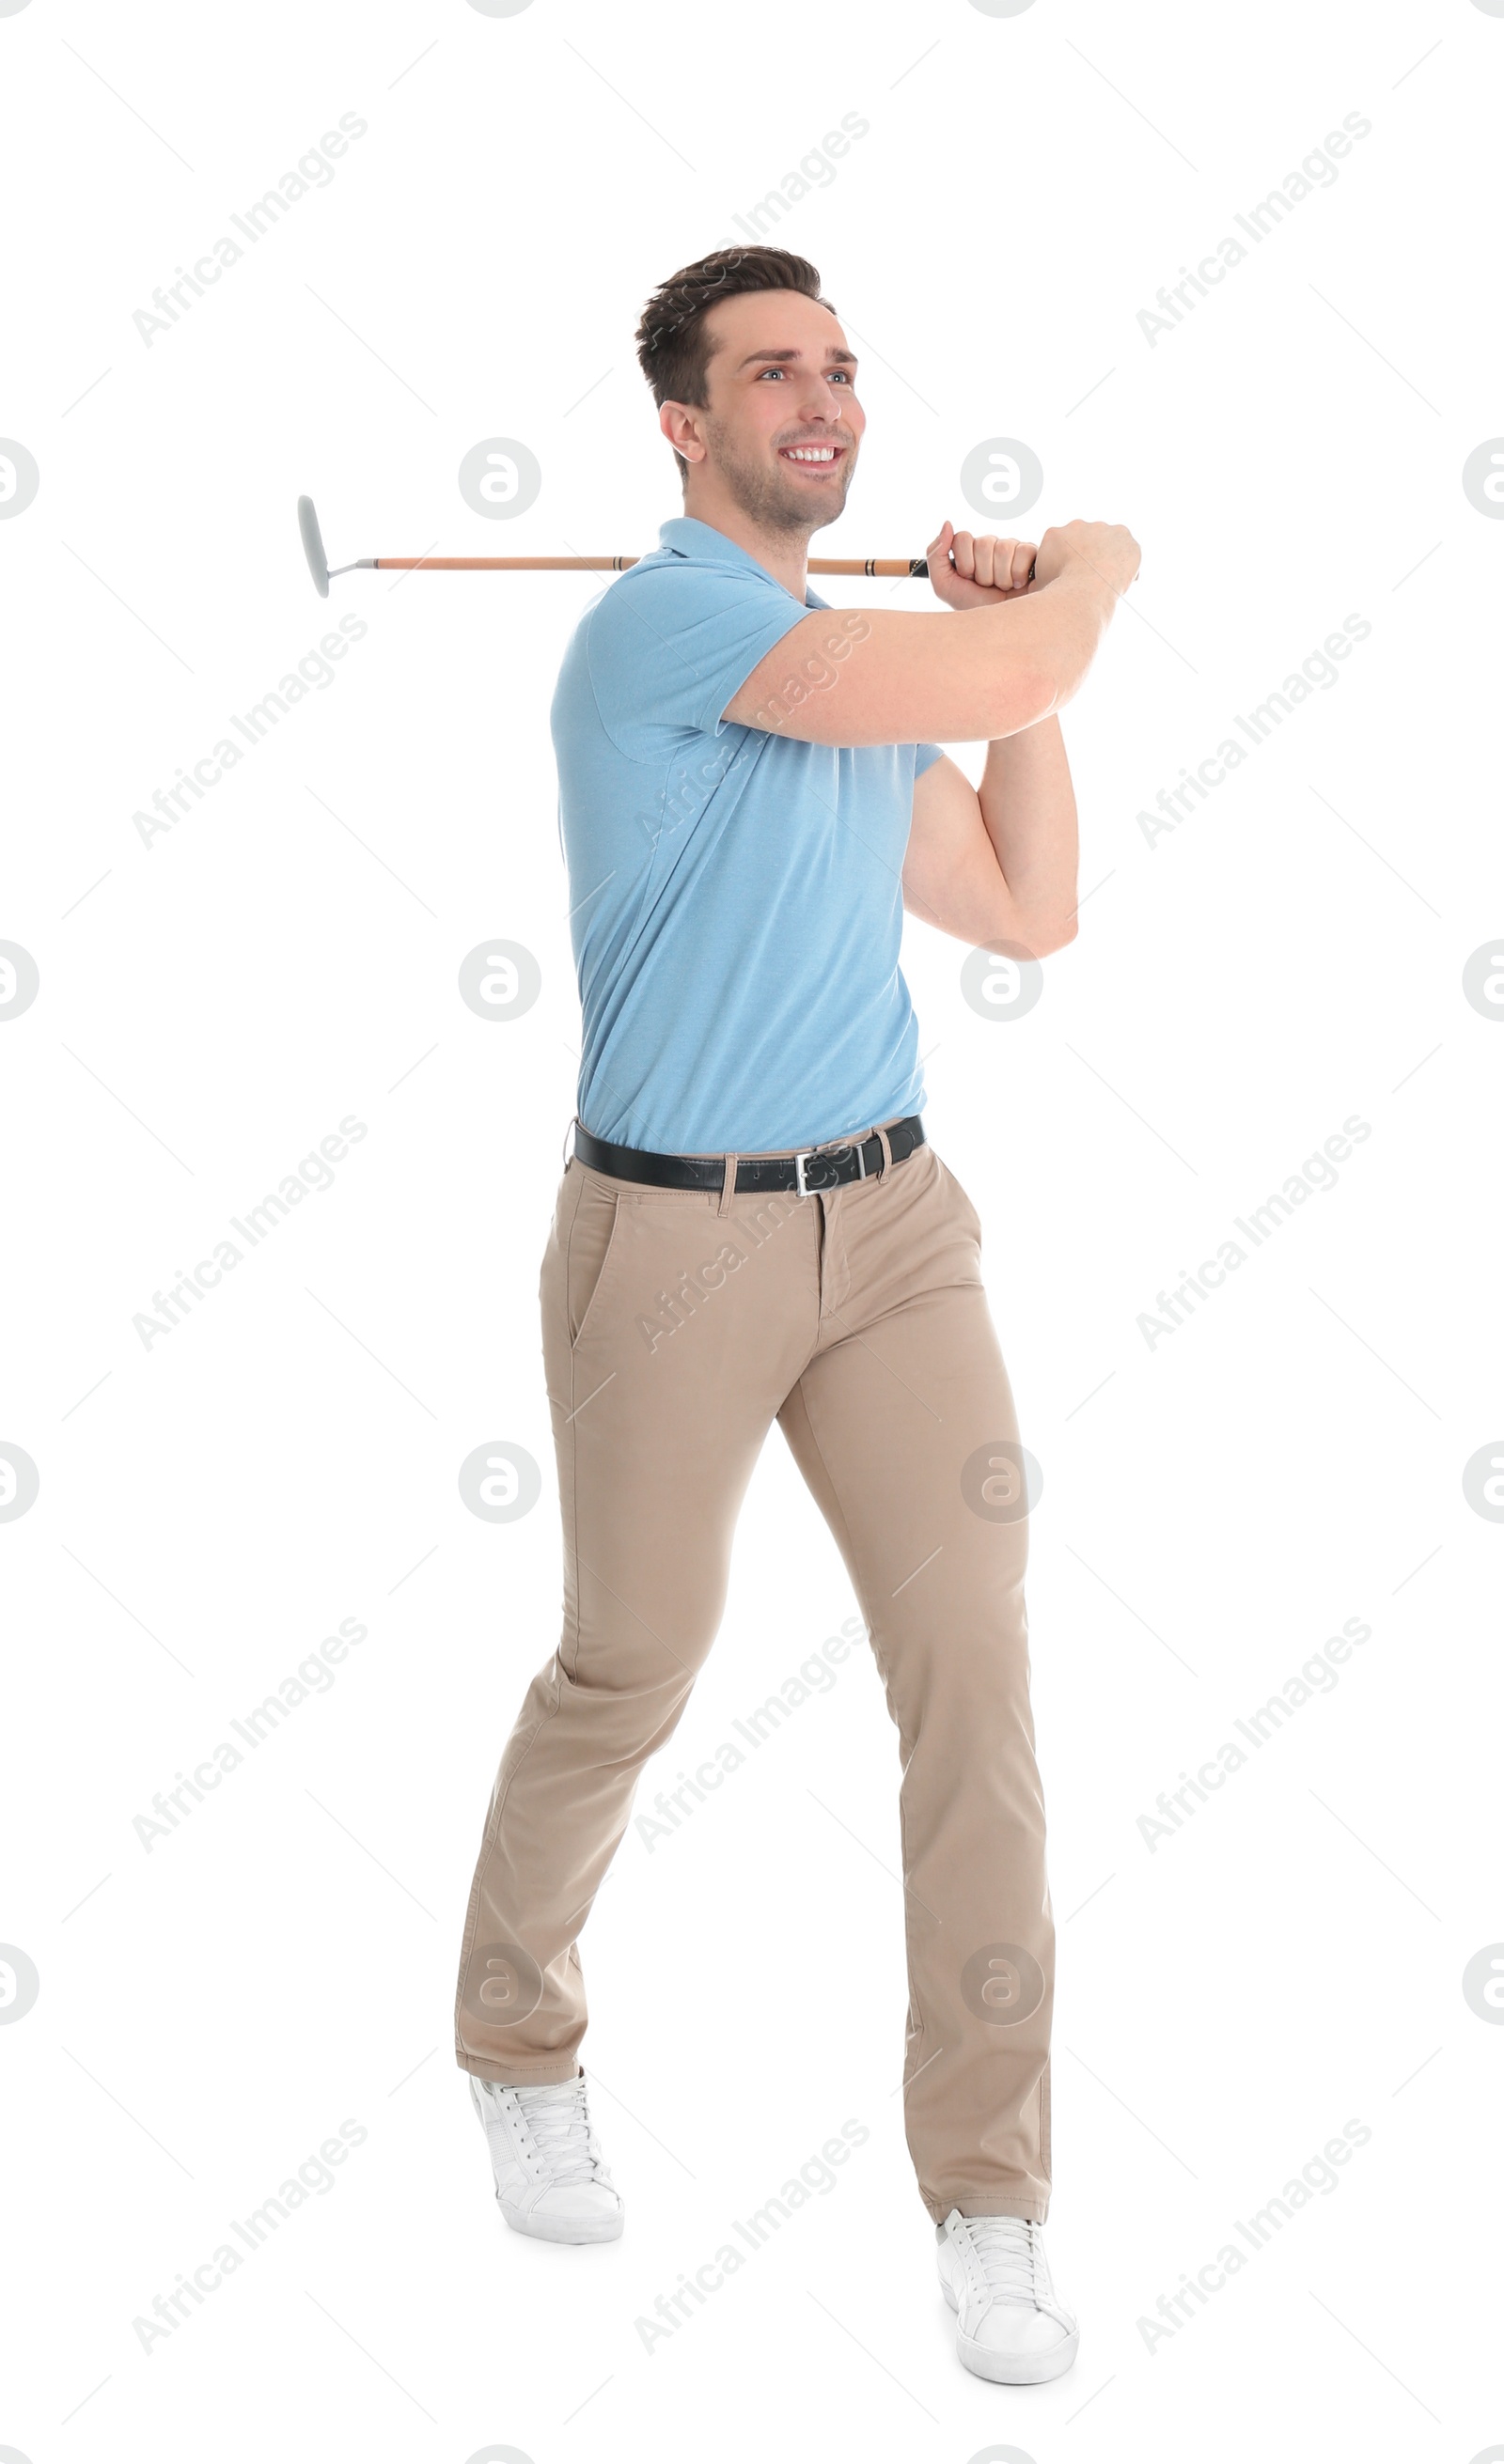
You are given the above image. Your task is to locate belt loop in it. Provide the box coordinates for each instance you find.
[874,1122,893,1177]
[718,1152,738,1217]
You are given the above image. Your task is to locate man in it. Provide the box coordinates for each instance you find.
[454,244,1139,2387]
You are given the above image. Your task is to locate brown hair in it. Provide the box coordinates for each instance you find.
[634,246,837,491]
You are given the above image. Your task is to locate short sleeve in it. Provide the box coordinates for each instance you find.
[585,560,810,756]
[915,742,944,777]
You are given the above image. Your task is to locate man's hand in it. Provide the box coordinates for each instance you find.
[1031,518,1141,600]
[926,520,1039,610]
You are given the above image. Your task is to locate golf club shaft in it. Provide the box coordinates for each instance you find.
[302,498,1040,595]
[346,554,932,576]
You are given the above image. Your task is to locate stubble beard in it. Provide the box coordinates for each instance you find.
[702,413,856,539]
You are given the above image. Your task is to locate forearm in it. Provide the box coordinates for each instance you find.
[967,566,1118,723]
[978,714,1079,951]
[728,514,1135,756]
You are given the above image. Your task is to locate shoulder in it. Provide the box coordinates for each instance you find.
[580,552,679,642]
[582,552,787,690]
[589,546,780,634]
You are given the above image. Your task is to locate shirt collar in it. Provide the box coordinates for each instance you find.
[657,515,828,611]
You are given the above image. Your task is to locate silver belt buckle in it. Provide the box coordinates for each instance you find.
[793,1139,866,1196]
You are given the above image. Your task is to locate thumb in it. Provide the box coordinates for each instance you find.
[927,519,955,570]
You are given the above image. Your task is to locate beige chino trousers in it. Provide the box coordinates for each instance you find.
[454,1123,1055,2222]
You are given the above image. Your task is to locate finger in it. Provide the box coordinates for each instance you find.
[991,538,1029,593]
[950,527,976,581]
[976,537,1032,593]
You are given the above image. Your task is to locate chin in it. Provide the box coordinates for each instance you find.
[777,481,850,532]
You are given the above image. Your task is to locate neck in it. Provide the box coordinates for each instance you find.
[680,484,810,602]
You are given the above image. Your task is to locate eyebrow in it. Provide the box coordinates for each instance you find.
[733,346,858,373]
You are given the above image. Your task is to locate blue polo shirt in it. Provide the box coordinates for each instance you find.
[551,513,941,1156]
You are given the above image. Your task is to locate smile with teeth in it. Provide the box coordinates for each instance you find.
[780,444,844,468]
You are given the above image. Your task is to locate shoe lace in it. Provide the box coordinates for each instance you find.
[964,2216,1049,2306]
[512,2079,604,2184]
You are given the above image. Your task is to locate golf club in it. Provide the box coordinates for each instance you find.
[297,494,986,596]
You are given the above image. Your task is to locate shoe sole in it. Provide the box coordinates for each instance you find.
[498,2195,624,2244]
[941,2270,1079,2384]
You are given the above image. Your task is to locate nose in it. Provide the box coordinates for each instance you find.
[798,370,854,421]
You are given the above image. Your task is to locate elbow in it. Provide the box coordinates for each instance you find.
[1025,912,1078,959]
[982,662,1058,740]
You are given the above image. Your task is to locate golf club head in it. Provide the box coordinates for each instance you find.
[297,494,330,597]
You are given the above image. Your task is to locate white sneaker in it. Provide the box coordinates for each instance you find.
[468,2067,624,2244]
[936,2209,1079,2383]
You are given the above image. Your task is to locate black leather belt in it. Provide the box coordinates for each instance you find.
[572,1114,926,1196]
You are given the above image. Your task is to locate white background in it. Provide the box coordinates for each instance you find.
[3,2,1502,2458]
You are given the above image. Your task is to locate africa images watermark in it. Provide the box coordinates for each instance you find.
[131,1616,369,1850]
[622,616,873,863]
[632,1185,804,1353]
[720,110,870,244]
[1136,111,1372,346]
[1137,2118,1373,2352]
[634,2115,870,2354]
[132,113,368,346]
[618,621,870,875]
[739,611,873,734]
[1136,1615,1372,1852]
[132,1114,368,1349]
[1136,1113,1371,1349]
[131,2118,369,2355]
[635,732,758,859]
[1135,614,1372,850]
[131,614,369,851]
[634,1616,865,1849]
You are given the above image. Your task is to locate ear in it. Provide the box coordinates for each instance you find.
[660,400,708,467]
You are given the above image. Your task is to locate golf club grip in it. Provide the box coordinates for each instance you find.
[368,554,932,577]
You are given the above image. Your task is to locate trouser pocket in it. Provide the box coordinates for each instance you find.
[564,1168,625,1346]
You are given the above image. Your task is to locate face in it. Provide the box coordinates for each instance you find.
[667,288,865,536]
